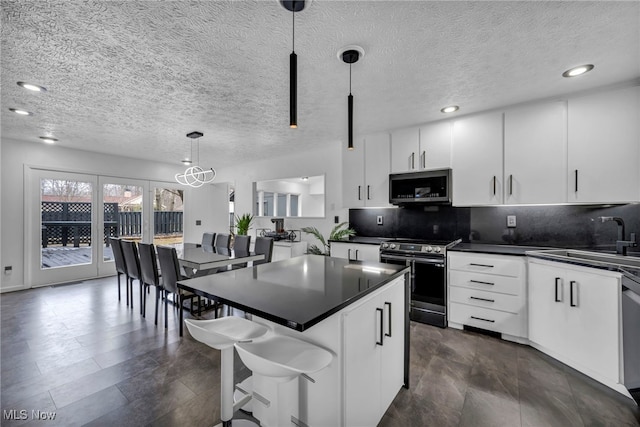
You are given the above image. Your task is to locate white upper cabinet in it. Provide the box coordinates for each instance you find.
[451,111,504,206]
[390,123,451,173]
[504,101,567,204]
[419,121,452,170]
[390,127,420,173]
[567,86,640,203]
[342,133,391,208]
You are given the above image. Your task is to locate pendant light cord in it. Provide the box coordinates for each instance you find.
[292,9,295,53]
[349,63,352,95]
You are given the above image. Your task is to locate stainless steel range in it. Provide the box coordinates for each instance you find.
[380,238,461,328]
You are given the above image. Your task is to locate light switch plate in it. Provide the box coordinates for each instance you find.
[377,215,383,225]
[507,215,517,228]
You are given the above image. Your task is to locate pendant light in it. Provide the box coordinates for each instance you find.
[280,1,308,129]
[175,132,216,188]
[338,46,365,150]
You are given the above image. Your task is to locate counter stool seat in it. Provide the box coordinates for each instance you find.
[235,335,333,382]
[235,335,333,427]
[185,317,269,427]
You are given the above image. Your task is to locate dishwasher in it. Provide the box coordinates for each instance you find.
[622,272,640,402]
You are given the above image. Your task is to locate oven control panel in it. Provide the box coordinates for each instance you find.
[381,242,445,254]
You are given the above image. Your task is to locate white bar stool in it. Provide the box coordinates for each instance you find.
[235,335,334,427]
[185,317,269,427]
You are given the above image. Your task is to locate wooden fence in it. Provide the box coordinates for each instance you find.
[41,202,183,247]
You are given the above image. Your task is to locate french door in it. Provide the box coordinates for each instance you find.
[27,168,183,288]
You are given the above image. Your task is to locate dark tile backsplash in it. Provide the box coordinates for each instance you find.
[349,204,640,254]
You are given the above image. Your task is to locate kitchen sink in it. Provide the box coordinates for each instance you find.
[527,249,640,270]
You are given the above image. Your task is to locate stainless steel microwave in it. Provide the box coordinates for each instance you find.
[389,169,452,205]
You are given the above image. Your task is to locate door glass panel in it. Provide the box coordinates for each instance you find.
[102,183,143,261]
[40,178,93,269]
[153,187,184,246]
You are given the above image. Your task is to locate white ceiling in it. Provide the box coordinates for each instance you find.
[2,0,639,168]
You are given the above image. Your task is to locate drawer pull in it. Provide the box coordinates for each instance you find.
[469,263,494,268]
[469,279,494,286]
[470,315,495,323]
[470,296,495,303]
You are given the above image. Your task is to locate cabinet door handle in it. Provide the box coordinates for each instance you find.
[575,169,579,192]
[421,151,426,169]
[367,185,370,200]
[470,279,494,286]
[376,307,384,346]
[555,277,562,302]
[469,263,494,268]
[470,315,495,323]
[347,249,352,260]
[470,296,495,303]
[509,174,513,196]
[570,280,578,307]
[493,176,497,196]
[357,185,361,200]
[384,302,392,337]
[355,249,360,260]
[411,152,415,170]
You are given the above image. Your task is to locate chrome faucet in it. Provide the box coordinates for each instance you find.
[597,216,637,255]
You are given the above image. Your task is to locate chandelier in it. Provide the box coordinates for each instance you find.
[175,131,216,188]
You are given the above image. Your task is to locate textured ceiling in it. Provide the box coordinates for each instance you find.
[2,0,639,168]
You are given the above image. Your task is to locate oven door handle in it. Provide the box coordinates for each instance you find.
[380,254,444,265]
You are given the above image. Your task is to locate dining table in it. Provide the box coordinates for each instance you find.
[177,243,265,274]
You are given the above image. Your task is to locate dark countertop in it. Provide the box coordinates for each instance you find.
[329,236,391,245]
[448,243,555,256]
[178,254,409,332]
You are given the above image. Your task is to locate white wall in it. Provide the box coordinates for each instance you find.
[1,136,346,291]
[0,138,202,291]
[212,140,346,248]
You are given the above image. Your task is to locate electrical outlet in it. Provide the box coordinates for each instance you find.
[196,220,202,226]
[4,266,12,275]
[377,215,383,225]
[334,216,339,224]
[507,215,517,228]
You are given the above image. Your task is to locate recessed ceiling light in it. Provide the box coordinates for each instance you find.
[440,105,459,113]
[562,64,594,78]
[301,176,309,181]
[17,81,47,92]
[9,108,33,116]
[181,159,192,165]
[39,136,58,144]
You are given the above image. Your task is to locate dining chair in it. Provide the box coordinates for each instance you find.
[156,245,201,336]
[214,233,231,256]
[231,235,251,270]
[138,242,163,325]
[253,237,274,265]
[109,237,128,303]
[120,239,142,312]
[201,232,216,251]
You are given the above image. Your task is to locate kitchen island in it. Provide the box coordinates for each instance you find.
[178,254,410,427]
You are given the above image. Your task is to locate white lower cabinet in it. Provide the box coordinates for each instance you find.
[330,242,380,262]
[343,278,404,426]
[448,252,527,342]
[528,259,622,391]
[272,241,307,262]
[254,276,405,427]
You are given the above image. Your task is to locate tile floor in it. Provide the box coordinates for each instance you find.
[1,276,638,426]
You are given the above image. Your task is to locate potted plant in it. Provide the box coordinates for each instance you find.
[301,222,356,255]
[235,213,254,236]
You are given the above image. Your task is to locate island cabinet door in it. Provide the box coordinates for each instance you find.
[379,279,405,411]
[342,277,405,426]
[343,295,383,427]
